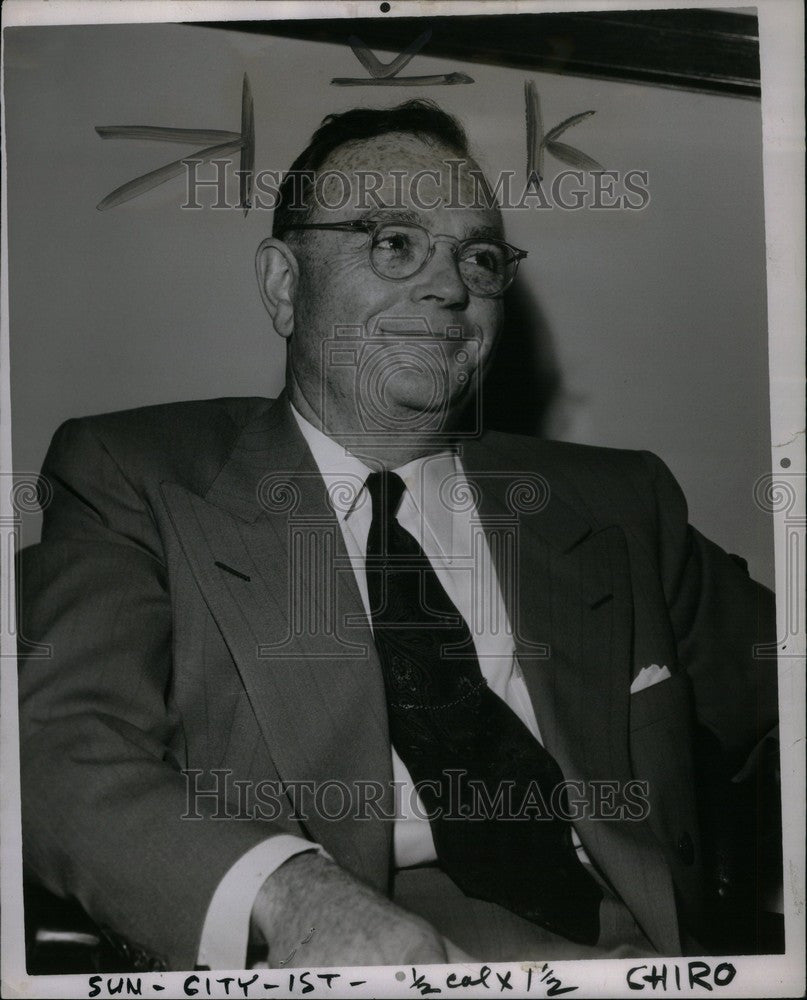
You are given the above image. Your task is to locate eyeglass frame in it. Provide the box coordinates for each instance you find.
[277,219,528,297]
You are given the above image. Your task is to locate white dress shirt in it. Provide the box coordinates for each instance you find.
[197,404,587,968]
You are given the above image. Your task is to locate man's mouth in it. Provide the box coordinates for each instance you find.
[373,317,436,337]
[371,316,477,340]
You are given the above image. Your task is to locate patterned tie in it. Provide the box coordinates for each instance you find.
[365,469,602,945]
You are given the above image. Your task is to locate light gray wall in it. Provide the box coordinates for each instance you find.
[4,21,773,585]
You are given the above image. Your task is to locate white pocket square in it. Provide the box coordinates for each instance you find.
[630,663,672,694]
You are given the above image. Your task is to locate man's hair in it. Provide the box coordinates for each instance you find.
[272,100,470,237]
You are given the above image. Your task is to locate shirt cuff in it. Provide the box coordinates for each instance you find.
[196,835,325,970]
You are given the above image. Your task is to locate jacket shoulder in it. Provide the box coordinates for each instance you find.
[476,428,656,481]
[46,397,276,497]
[473,429,677,529]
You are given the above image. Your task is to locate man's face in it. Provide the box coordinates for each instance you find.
[285,132,505,437]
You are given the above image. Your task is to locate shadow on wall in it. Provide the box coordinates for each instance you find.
[481,279,563,439]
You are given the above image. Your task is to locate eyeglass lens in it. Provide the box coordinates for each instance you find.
[369,224,515,296]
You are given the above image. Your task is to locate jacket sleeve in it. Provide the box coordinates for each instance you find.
[17,418,292,971]
[640,449,779,772]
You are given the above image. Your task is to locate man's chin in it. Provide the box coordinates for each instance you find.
[378,385,473,431]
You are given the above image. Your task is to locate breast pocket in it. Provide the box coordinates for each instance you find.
[630,670,694,733]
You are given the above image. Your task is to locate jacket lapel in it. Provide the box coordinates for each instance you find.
[160,395,392,889]
[463,437,681,954]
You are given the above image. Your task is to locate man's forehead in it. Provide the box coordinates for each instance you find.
[322,131,462,173]
[313,131,502,231]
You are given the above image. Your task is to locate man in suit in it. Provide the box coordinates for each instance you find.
[18,100,780,972]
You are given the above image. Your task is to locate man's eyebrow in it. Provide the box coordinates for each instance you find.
[356,208,505,240]
[356,207,421,224]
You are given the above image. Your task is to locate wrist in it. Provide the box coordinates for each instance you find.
[250,849,324,946]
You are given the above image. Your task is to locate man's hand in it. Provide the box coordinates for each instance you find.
[250,852,451,967]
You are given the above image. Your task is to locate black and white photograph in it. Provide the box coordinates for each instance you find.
[1,2,804,997]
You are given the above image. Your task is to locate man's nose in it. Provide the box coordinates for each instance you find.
[410,242,469,310]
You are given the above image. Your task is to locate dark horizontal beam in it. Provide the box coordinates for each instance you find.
[195,9,760,99]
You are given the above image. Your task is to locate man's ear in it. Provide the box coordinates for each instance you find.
[255,238,299,339]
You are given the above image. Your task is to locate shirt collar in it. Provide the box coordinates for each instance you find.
[289,403,461,532]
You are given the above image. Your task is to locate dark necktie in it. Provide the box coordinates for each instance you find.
[365,469,602,945]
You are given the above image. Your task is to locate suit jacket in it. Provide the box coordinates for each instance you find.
[17,394,779,970]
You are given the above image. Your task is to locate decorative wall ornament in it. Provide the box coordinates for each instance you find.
[96,73,254,213]
[332,30,473,86]
[525,80,602,189]
[94,59,605,214]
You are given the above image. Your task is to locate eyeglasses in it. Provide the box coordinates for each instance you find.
[279,220,528,298]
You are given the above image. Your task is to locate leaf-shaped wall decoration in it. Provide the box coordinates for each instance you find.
[544,110,597,143]
[545,140,604,172]
[525,80,603,185]
[96,73,254,213]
